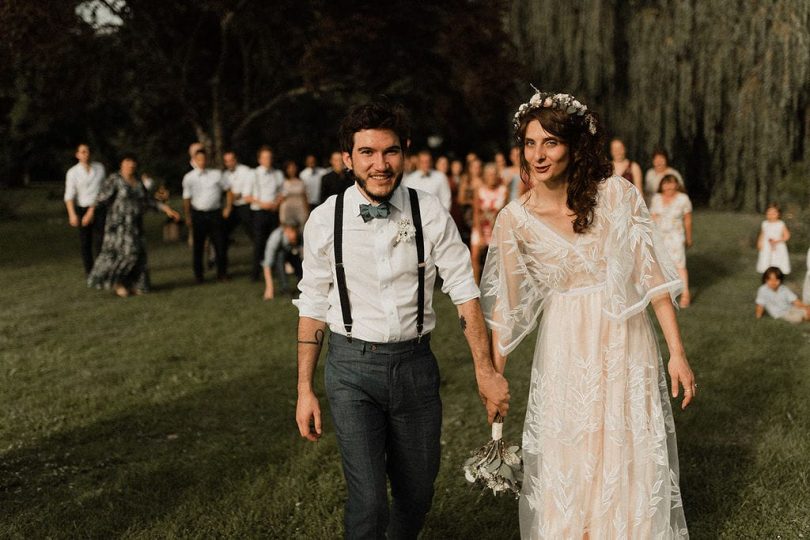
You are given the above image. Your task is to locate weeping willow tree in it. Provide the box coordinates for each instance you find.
[508,0,810,209]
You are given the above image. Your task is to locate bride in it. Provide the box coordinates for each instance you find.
[481,91,695,539]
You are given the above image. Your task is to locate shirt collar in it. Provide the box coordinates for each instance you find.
[349,182,405,216]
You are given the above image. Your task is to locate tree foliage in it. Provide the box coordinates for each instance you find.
[0,0,520,188]
[510,0,810,209]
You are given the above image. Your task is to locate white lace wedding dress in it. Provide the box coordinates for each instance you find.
[481,176,689,539]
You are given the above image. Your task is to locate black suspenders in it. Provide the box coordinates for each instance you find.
[333,191,353,340]
[333,188,425,343]
[408,188,426,340]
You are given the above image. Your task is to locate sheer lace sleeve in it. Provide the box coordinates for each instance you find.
[602,176,683,321]
[480,205,547,356]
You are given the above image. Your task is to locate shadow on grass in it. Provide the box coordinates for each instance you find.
[687,251,737,303]
[0,372,301,537]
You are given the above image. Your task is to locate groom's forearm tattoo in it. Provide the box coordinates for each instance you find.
[459,315,467,332]
[298,328,325,346]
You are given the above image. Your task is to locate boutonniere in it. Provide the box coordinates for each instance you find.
[394,218,416,245]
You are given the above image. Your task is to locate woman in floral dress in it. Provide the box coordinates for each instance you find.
[481,92,696,539]
[650,175,694,307]
[87,155,179,296]
[471,162,508,282]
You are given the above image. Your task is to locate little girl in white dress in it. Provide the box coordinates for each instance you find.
[756,203,791,274]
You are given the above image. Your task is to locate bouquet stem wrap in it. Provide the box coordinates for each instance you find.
[462,413,523,497]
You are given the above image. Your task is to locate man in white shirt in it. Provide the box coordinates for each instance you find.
[64,143,107,275]
[299,154,326,208]
[222,150,255,243]
[250,145,284,281]
[293,99,510,539]
[402,150,452,211]
[182,148,232,282]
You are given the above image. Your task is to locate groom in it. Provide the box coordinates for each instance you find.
[294,98,510,539]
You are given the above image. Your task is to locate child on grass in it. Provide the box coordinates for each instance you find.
[756,266,810,323]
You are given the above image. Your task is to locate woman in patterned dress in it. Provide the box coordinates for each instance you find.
[87,155,179,297]
[481,92,696,539]
[471,162,508,282]
[650,175,694,307]
[279,160,309,226]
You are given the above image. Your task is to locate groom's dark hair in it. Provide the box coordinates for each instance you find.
[338,97,411,154]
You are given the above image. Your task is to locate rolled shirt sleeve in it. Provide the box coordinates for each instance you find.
[64,169,77,202]
[182,172,193,199]
[262,228,283,268]
[426,195,480,304]
[292,210,332,322]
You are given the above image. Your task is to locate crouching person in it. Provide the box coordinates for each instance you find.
[262,220,303,299]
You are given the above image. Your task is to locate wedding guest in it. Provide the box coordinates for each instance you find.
[223,150,255,242]
[482,91,694,537]
[250,145,284,281]
[493,151,507,177]
[262,220,303,300]
[64,143,106,275]
[501,145,523,202]
[403,150,452,211]
[318,151,353,202]
[756,203,792,275]
[293,98,509,540]
[87,154,180,296]
[183,148,232,283]
[644,148,685,204]
[756,266,810,322]
[471,162,508,282]
[435,155,449,176]
[188,142,203,170]
[610,137,643,192]
[300,154,326,207]
[457,158,483,245]
[651,174,694,307]
[447,159,465,232]
[279,161,310,226]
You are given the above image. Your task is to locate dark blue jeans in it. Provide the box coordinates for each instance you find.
[325,333,442,540]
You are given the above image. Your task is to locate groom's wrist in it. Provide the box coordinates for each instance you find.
[297,382,314,394]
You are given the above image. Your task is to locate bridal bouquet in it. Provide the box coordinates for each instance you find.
[462,414,523,497]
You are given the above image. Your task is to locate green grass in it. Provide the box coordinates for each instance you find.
[1,185,809,539]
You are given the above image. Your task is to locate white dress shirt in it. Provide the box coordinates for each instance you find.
[65,162,106,207]
[250,166,284,211]
[224,164,254,206]
[300,166,326,205]
[182,168,227,211]
[294,184,479,343]
[403,169,452,211]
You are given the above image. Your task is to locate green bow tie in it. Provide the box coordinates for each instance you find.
[359,202,390,223]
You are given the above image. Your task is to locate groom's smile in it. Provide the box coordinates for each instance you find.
[343,128,405,203]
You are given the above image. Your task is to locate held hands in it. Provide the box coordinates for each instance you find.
[668,354,696,410]
[80,210,94,227]
[68,214,80,227]
[296,390,322,442]
[477,371,510,424]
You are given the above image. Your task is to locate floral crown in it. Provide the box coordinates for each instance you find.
[513,87,597,137]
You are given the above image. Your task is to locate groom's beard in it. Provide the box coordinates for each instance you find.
[353,170,403,203]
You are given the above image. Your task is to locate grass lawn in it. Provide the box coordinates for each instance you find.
[1,184,809,539]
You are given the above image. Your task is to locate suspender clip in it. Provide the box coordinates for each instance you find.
[417,332,422,343]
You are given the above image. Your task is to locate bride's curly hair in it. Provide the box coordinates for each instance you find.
[516,107,611,233]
